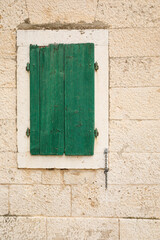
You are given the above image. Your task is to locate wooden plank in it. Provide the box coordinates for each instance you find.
[30,45,40,155]
[39,44,65,155]
[65,43,95,155]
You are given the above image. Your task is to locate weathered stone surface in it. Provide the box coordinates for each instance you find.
[27,0,97,24]
[0,186,8,215]
[0,217,46,240]
[0,31,16,59]
[41,170,63,184]
[96,0,160,28]
[110,120,160,153]
[120,219,160,240]
[109,28,160,57]
[109,153,160,184]
[10,185,71,216]
[0,152,17,168]
[110,87,160,119]
[0,120,16,152]
[0,58,16,87]
[110,57,160,87]
[72,184,160,218]
[0,0,28,30]
[0,168,41,184]
[47,218,118,240]
[64,170,105,185]
[0,88,16,119]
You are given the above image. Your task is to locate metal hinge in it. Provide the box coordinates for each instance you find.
[26,63,30,71]
[26,128,30,137]
[94,62,99,71]
[94,128,99,137]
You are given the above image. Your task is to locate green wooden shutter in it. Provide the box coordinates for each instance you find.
[65,43,95,155]
[30,45,40,155]
[30,43,94,156]
[30,44,65,155]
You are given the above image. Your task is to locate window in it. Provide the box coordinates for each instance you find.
[17,30,108,169]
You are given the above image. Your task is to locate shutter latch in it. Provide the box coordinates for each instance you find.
[26,63,30,71]
[94,62,99,71]
[94,128,99,137]
[26,128,30,137]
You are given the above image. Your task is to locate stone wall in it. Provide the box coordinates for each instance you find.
[0,0,160,239]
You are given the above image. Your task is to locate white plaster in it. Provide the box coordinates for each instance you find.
[17,30,108,169]
[17,30,108,47]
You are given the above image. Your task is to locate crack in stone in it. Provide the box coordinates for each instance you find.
[24,0,30,22]
[94,0,100,22]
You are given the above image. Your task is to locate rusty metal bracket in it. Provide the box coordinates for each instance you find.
[94,62,99,71]
[26,62,30,71]
[104,148,109,189]
[94,128,99,137]
[26,128,30,137]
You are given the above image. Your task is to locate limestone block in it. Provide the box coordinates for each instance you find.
[110,120,160,152]
[0,217,46,240]
[95,0,160,28]
[120,219,160,240]
[0,31,16,59]
[72,184,160,218]
[27,0,97,24]
[10,185,71,216]
[47,218,118,240]
[0,120,16,152]
[0,186,8,215]
[109,28,160,57]
[64,170,105,185]
[110,87,160,119]
[0,58,16,87]
[0,168,41,184]
[0,0,28,30]
[41,170,63,184]
[0,152,17,168]
[0,88,16,119]
[110,57,160,87]
[108,153,160,184]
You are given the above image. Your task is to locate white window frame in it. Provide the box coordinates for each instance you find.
[17,29,108,169]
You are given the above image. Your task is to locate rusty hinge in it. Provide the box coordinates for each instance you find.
[26,63,30,71]
[94,128,99,137]
[94,62,99,71]
[26,128,30,137]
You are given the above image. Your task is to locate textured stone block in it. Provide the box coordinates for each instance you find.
[10,185,71,216]
[64,170,105,185]
[0,31,16,59]
[110,120,160,152]
[95,0,160,28]
[109,153,160,184]
[41,170,63,184]
[109,28,160,57]
[110,87,160,119]
[72,184,160,218]
[0,186,8,215]
[0,120,16,152]
[0,217,46,240]
[47,218,118,240]
[0,168,41,184]
[0,88,16,119]
[0,0,28,30]
[110,57,160,87]
[0,58,16,87]
[0,152,17,168]
[27,0,97,24]
[120,219,160,240]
